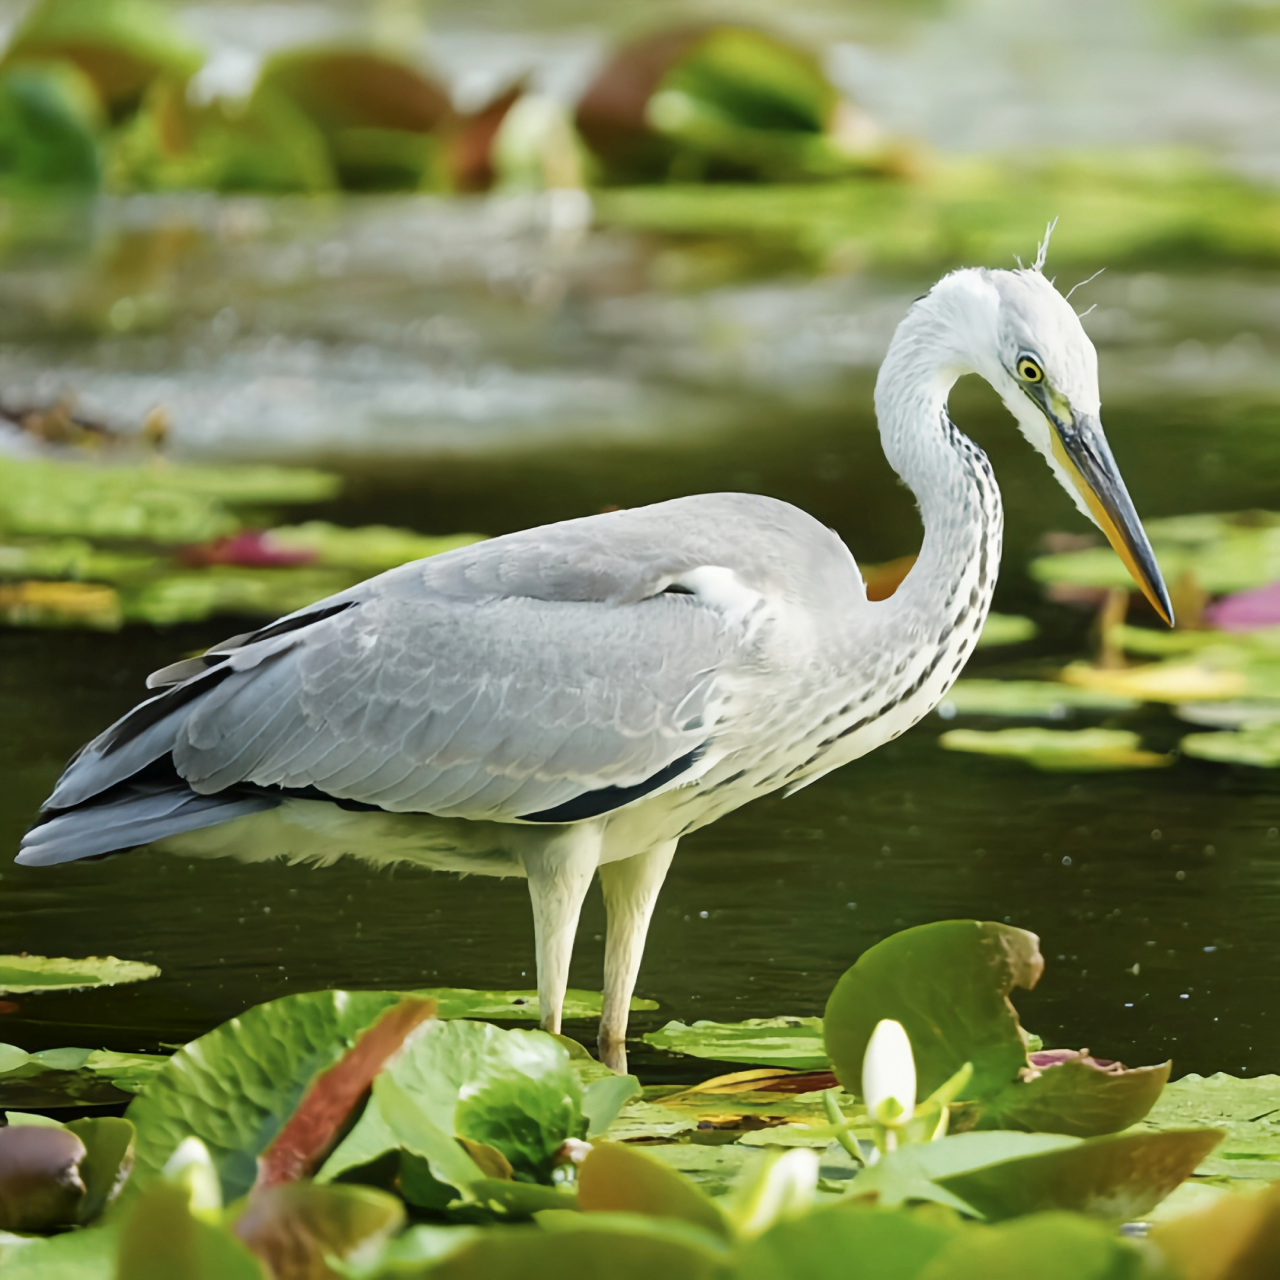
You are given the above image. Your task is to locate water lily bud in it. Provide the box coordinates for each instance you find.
[162,1137,221,1213]
[862,1019,916,1123]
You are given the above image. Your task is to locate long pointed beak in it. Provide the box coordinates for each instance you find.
[1050,411,1174,626]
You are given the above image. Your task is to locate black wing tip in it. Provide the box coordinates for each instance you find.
[519,744,705,824]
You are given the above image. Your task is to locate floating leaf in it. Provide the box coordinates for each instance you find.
[256,996,436,1188]
[0,1045,167,1109]
[978,1052,1171,1140]
[322,1019,588,1192]
[1136,1073,1280,1181]
[116,1178,263,1280]
[4,0,203,118]
[975,613,1038,649]
[0,580,122,629]
[578,1142,730,1239]
[1181,725,1280,768]
[258,47,449,191]
[0,954,159,994]
[65,1117,135,1225]
[935,1128,1223,1222]
[110,77,336,195]
[269,523,485,573]
[126,989,407,1201]
[732,1201,960,1280]
[938,727,1170,771]
[919,1212,1154,1280]
[937,681,1137,721]
[824,921,1167,1137]
[0,63,102,195]
[1175,700,1280,729]
[1060,661,1247,704]
[416,987,657,1022]
[643,1018,828,1070]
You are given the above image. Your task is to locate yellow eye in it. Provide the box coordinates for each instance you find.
[1017,356,1044,383]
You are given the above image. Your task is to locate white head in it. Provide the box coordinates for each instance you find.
[883,250,1171,624]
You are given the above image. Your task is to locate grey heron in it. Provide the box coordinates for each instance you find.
[17,252,1171,1072]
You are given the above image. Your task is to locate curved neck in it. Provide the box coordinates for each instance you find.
[872,304,1003,639]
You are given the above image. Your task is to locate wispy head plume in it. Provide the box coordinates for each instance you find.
[1065,266,1105,302]
[1033,218,1058,273]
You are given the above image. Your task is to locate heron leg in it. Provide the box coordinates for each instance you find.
[598,839,678,1073]
[520,825,601,1037]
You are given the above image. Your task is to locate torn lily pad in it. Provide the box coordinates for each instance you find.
[643,1018,827,1070]
[824,921,1171,1138]
[938,727,1170,771]
[0,954,160,995]
[937,680,1137,721]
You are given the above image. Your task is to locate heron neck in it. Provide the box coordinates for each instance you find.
[872,317,1003,639]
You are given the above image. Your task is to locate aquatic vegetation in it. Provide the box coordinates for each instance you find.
[2,919,1273,1276]
[0,953,159,995]
[0,456,484,629]
[938,727,1171,771]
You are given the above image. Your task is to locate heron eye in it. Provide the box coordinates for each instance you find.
[1017,356,1044,383]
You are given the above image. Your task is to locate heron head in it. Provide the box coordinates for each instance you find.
[979,264,1173,625]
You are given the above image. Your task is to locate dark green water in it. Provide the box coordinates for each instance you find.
[3,354,1280,1080]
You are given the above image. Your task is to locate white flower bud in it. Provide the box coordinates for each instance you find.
[861,1019,916,1123]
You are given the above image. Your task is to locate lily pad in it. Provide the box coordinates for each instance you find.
[975,613,1039,649]
[322,1018,588,1191]
[413,987,658,1022]
[824,921,1169,1138]
[265,523,484,573]
[0,1045,165,1110]
[935,1128,1223,1222]
[938,727,1170,771]
[1181,725,1280,768]
[0,63,103,195]
[1136,1073,1280,1181]
[4,0,204,118]
[578,1142,730,1239]
[1175,700,1280,729]
[125,988,407,1200]
[1152,1180,1280,1279]
[1060,661,1247,704]
[936,681,1137,721]
[643,1018,828,1070]
[0,954,159,994]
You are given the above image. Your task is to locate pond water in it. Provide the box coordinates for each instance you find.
[2,197,1280,1080]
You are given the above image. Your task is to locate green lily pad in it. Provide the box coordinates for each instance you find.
[322,1018,588,1191]
[0,1045,167,1109]
[0,954,160,994]
[268,523,484,573]
[825,921,1044,1104]
[413,987,658,1022]
[0,63,102,195]
[643,1018,828,1070]
[0,1219,119,1277]
[975,613,1039,649]
[1181,725,1280,767]
[935,1128,1223,1222]
[938,727,1170,771]
[1175,699,1280,729]
[0,457,338,545]
[579,1142,730,1239]
[117,1178,264,1280]
[824,921,1168,1138]
[125,988,407,1201]
[919,1212,1154,1280]
[5,0,204,118]
[937,681,1138,720]
[733,1201,961,1280]
[1136,1073,1280,1181]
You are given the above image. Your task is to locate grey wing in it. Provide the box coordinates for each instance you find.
[43,559,740,825]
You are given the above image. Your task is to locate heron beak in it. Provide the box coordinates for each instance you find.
[1048,409,1174,626]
